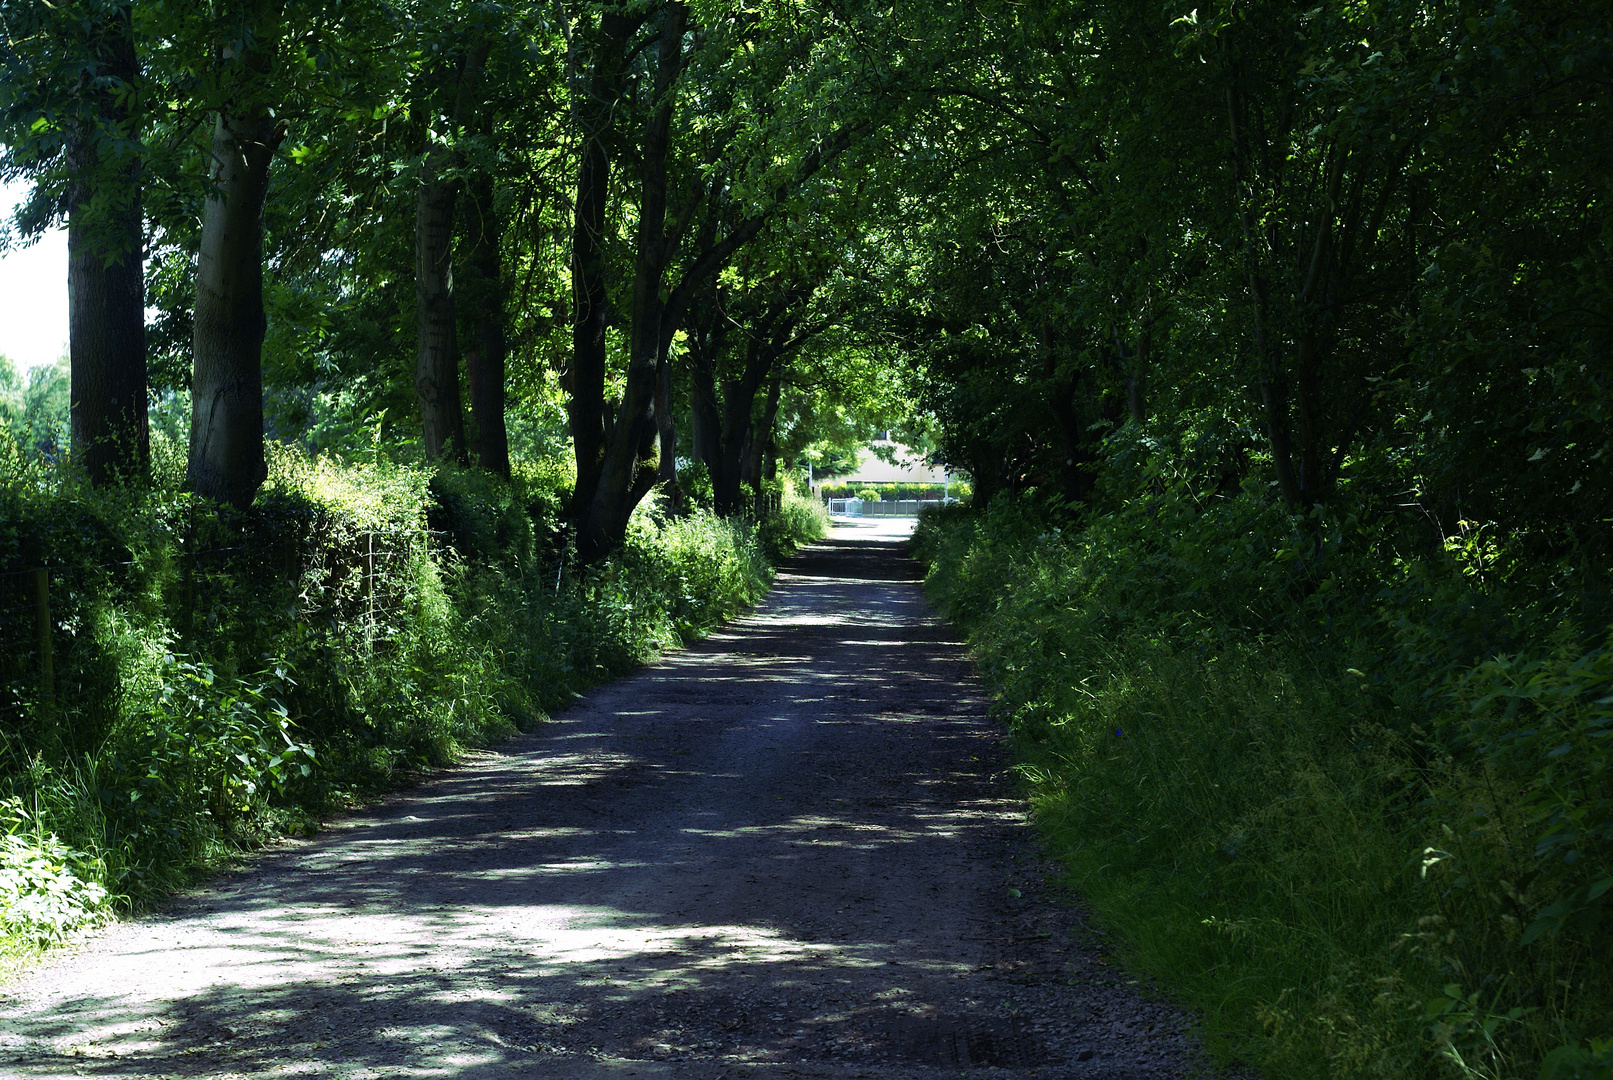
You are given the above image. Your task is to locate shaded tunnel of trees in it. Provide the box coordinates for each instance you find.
[2,0,1610,1075]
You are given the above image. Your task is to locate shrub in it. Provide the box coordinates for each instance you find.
[759,478,829,562]
[819,481,958,502]
[914,478,1613,1079]
[0,443,791,944]
[0,797,109,945]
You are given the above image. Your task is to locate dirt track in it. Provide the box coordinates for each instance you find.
[0,520,1211,1079]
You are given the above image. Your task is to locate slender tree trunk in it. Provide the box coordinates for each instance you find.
[716,374,757,516]
[643,10,686,500]
[415,179,464,459]
[750,371,782,518]
[713,339,771,517]
[1042,325,1090,503]
[568,11,641,539]
[686,291,726,485]
[463,175,509,477]
[414,39,489,461]
[689,373,717,474]
[655,305,682,492]
[1126,326,1149,425]
[1229,82,1303,511]
[568,120,611,521]
[188,110,283,507]
[67,2,146,484]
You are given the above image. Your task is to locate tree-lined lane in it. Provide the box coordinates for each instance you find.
[1,523,1202,1079]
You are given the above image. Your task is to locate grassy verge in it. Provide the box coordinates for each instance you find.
[0,450,824,957]
[914,498,1612,1080]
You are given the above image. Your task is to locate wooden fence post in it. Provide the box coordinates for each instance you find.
[32,568,53,710]
[180,545,195,638]
[365,530,376,655]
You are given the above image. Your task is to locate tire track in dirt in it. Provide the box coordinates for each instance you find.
[0,520,1217,1079]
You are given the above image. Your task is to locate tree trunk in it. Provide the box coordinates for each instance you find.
[575,4,685,563]
[1126,326,1149,425]
[689,375,717,475]
[566,1,854,558]
[66,2,146,485]
[1041,325,1089,504]
[568,116,611,522]
[188,111,283,508]
[655,346,679,495]
[686,289,726,485]
[414,39,489,462]
[568,11,642,541]
[646,12,688,502]
[415,179,464,459]
[713,338,770,517]
[463,175,509,477]
[750,371,782,518]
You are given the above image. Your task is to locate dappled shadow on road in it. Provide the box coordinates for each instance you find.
[782,531,923,584]
[1,527,1193,1079]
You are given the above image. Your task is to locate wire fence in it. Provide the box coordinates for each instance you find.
[0,526,443,734]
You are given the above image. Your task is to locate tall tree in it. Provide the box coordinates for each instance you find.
[0,0,148,483]
[566,6,647,557]
[66,2,147,484]
[187,19,285,507]
[572,1,689,559]
[414,36,491,461]
[463,172,510,477]
[564,0,887,561]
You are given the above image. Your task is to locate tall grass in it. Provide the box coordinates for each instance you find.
[915,495,1613,1080]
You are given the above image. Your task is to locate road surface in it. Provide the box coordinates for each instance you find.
[0,520,1206,1079]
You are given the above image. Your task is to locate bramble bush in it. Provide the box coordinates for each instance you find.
[0,440,821,950]
[914,428,1612,1080]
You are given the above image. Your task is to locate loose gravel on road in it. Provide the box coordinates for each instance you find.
[1,520,1223,1080]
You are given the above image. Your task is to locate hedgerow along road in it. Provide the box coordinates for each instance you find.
[1,520,1209,1079]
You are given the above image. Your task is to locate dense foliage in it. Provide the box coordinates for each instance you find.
[0,425,823,950]
[915,464,1610,1080]
[0,0,860,953]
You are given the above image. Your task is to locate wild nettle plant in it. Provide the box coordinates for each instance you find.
[95,657,316,871]
[1418,635,1613,1078]
[0,795,110,946]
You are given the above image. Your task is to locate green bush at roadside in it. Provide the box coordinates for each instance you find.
[758,478,830,563]
[914,457,1612,1079]
[0,443,819,954]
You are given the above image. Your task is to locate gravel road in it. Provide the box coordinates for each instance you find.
[1,520,1215,1080]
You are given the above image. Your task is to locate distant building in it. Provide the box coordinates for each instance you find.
[816,434,949,494]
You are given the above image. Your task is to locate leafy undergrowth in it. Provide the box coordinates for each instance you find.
[0,446,823,952]
[915,491,1612,1080]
